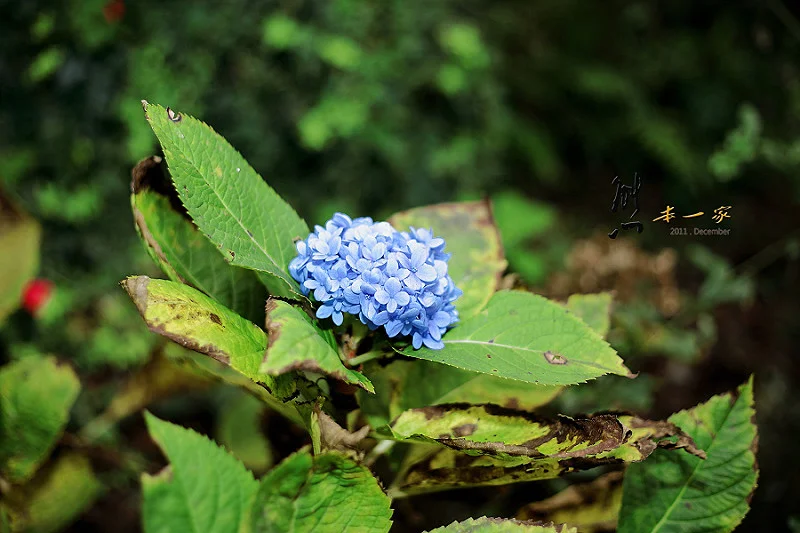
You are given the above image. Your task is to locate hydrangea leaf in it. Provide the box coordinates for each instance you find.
[0,356,80,483]
[131,156,267,323]
[261,299,373,392]
[143,413,259,533]
[517,471,623,531]
[388,405,702,496]
[0,196,40,323]
[359,293,611,429]
[122,276,298,408]
[250,449,392,533]
[388,200,506,320]
[1,453,103,533]
[425,517,577,533]
[142,102,308,300]
[617,378,758,533]
[400,290,629,386]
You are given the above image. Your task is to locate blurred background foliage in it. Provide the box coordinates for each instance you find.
[0,0,799,531]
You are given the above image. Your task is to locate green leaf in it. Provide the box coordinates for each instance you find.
[250,449,392,533]
[262,299,373,392]
[388,200,507,319]
[388,405,702,496]
[400,290,630,386]
[143,412,259,533]
[359,293,612,429]
[425,517,576,533]
[0,196,40,323]
[131,156,267,323]
[122,276,297,403]
[142,102,309,299]
[617,378,758,533]
[1,453,103,533]
[0,357,80,483]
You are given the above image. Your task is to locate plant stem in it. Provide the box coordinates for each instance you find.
[346,350,385,366]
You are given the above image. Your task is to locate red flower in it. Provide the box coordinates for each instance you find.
[22,279,53,315]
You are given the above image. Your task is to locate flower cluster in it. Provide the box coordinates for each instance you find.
[289,213,461,349]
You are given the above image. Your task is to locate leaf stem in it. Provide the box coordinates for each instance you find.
[346,350,385,366]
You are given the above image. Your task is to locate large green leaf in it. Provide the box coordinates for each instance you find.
[143,413,259,533]
[250,449,392,533]
[262,299,373,392]
[617,378,758,533]
[0,195,40,323]
[0,357,80,483]
[1,453,103,533]
[400,290,630,386]
[425,517,576,533]
[131,156,267,322]
[122,276,297,404]
[142,102,308,299]
[358,293,612,429]
[388,405,702,496]
[388,200,507,319]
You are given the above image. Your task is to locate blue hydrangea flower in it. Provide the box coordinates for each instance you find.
[289,213,461,349]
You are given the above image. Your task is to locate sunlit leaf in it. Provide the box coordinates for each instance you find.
[122,276,297,408]
[400,290,630,386]
[143,102,308,299]
[131,156,267,322]
[0,195,40,323]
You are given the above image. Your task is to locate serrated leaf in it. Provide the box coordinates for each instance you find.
[617,378,758,533]
[359,293,611,429]
[388,200,507,319]
[143,412,259,533]
[0,195,40,323]
[425,517,576,533]
[262,299,373,392]
[122,276,297,402]
[1,453,103,533]
[250,449,392,533]
[517,471,623,532]
[0,357,80,483]
[400,290,629,386]
[131,157,267,322]
[388,405,702,496]
[142,102,308,299]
